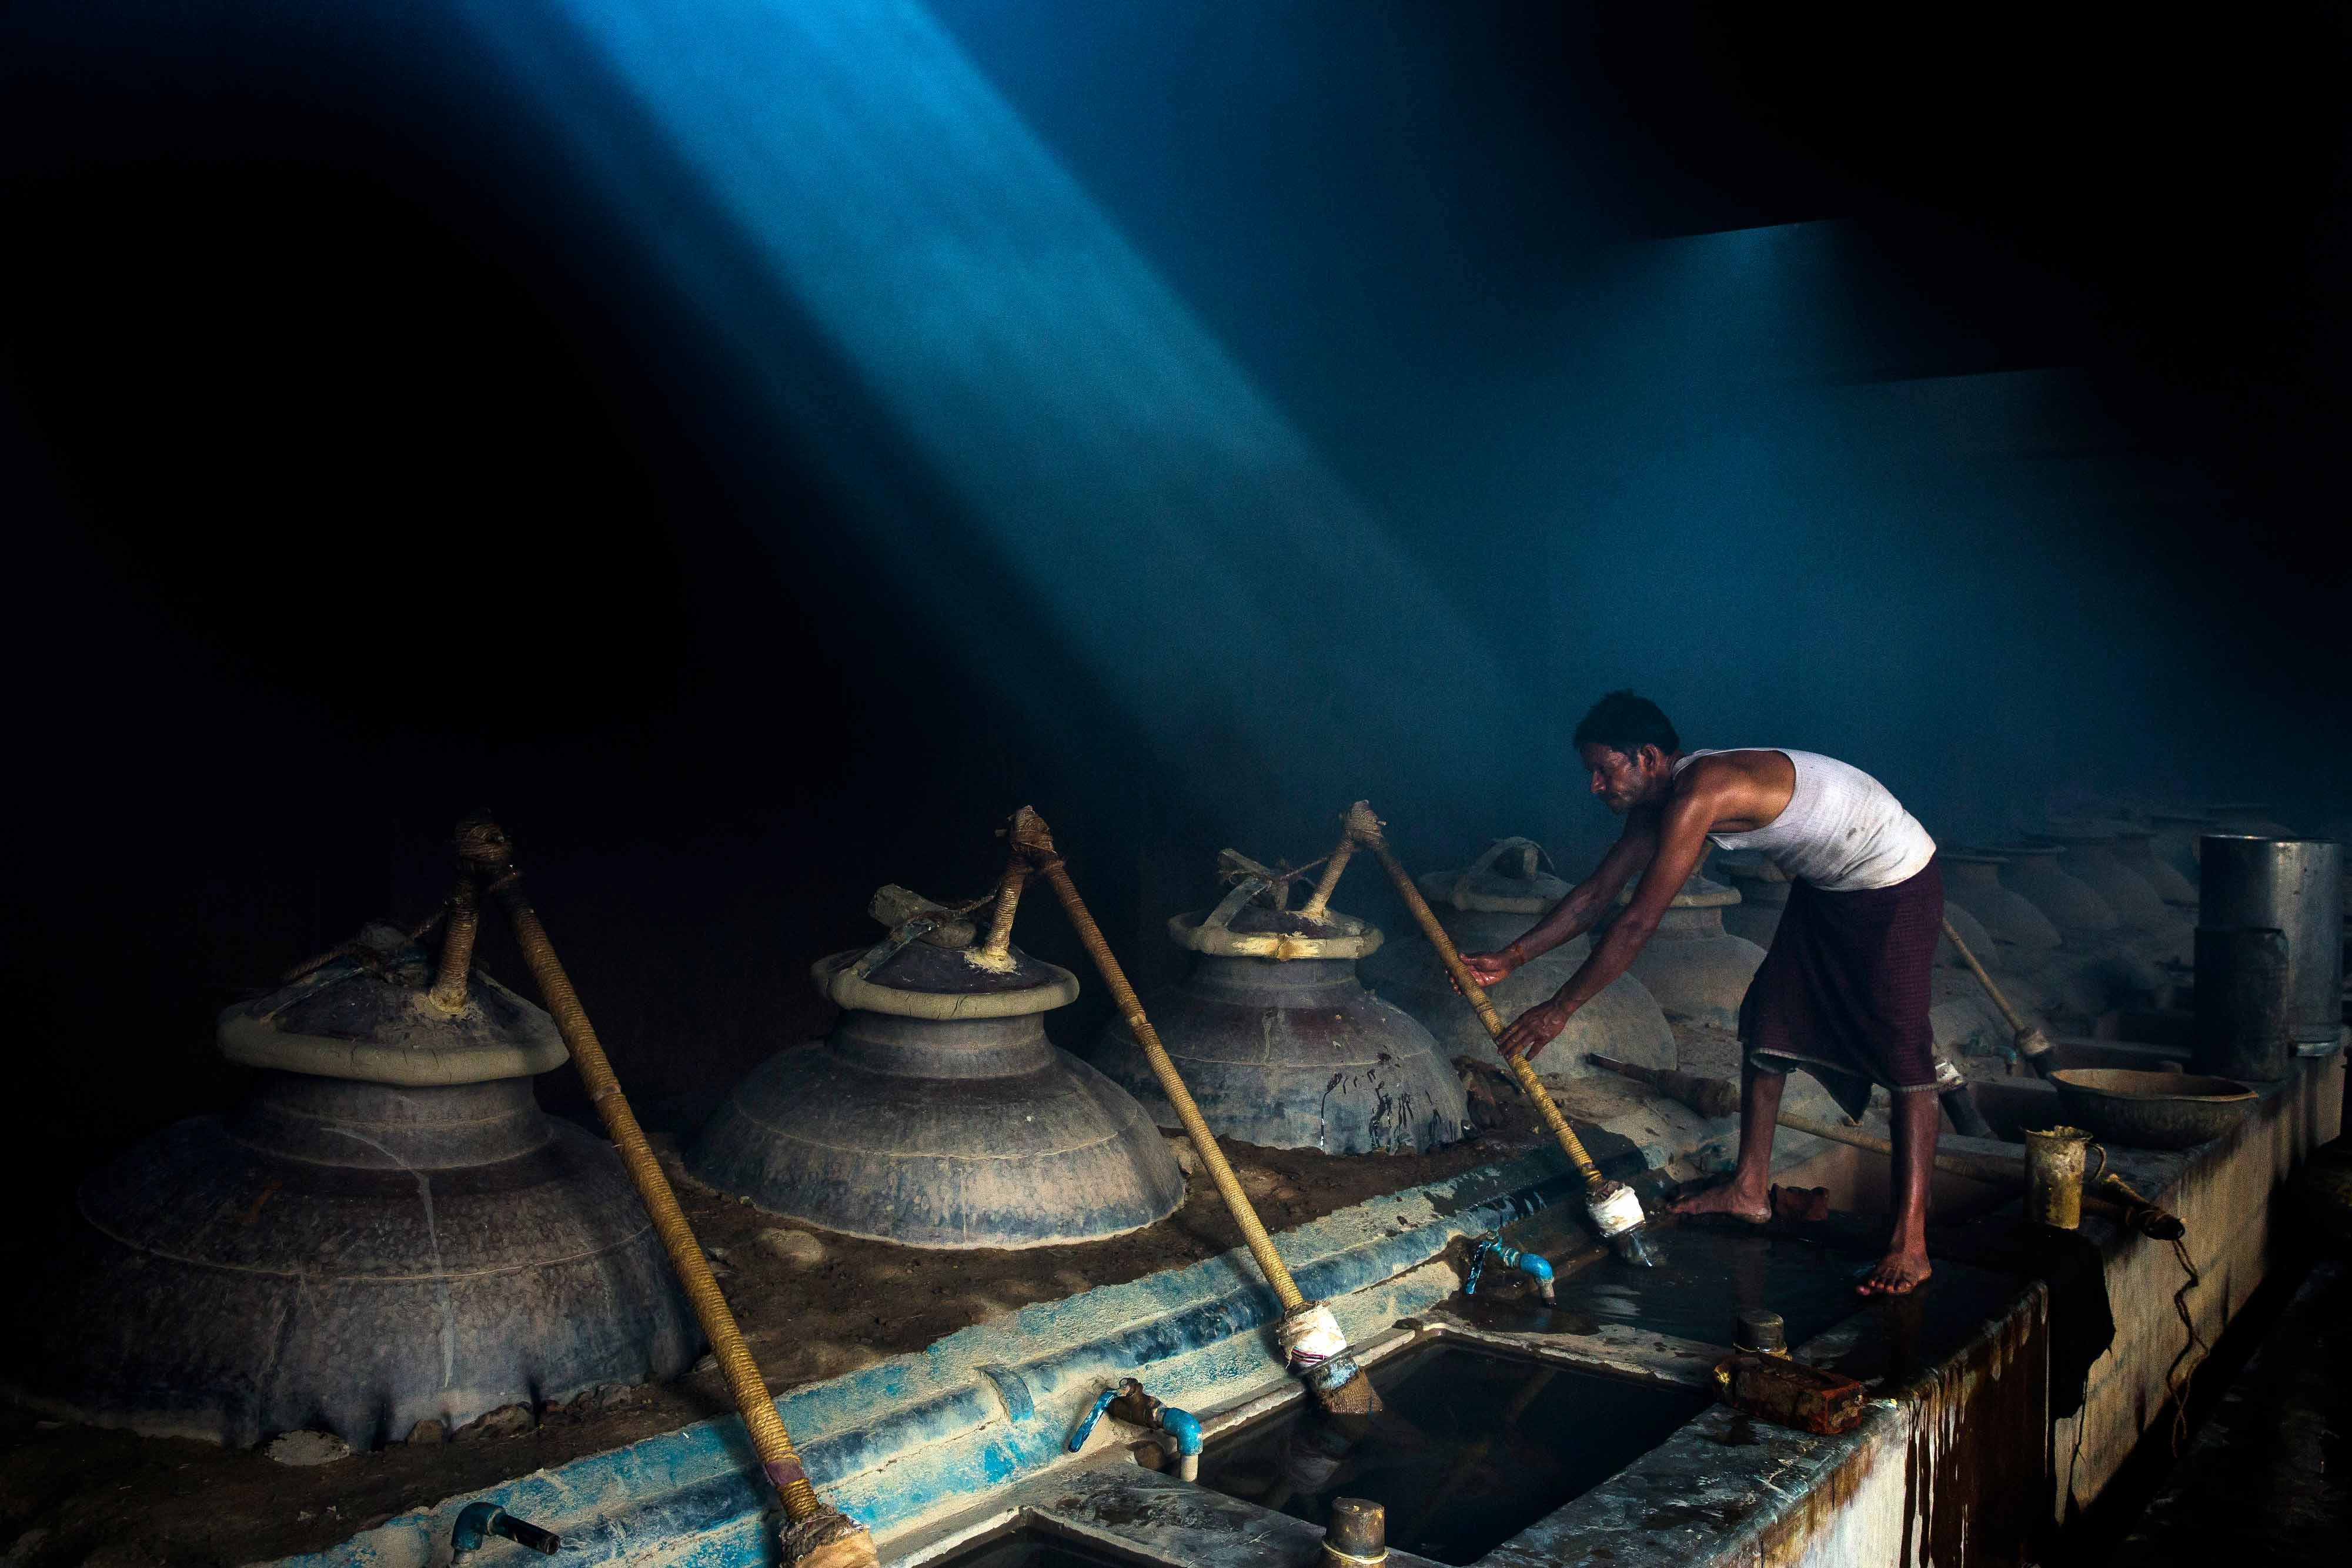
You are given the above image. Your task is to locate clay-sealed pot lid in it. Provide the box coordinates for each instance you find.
[1171,854,1382,959]
[218,922,567,1086]
[814,885,1078,1018]
[1413,836,1569,914]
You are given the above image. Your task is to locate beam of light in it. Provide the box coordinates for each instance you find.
[455,0,1524,830]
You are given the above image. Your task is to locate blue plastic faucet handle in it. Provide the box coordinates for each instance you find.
[1068,1388,1120,1452]
[452,1501,560,1558]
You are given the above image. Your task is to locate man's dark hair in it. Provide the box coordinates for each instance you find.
[1572,690,1680,757]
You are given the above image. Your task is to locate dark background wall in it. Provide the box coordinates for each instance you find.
[4,2,2347,1256]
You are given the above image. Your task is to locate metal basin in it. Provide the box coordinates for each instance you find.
[2049,1068,2256,1150]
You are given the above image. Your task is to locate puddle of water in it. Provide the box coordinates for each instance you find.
[1194,1342,1709,1564]
[1461,1209,2031,1389]
[1459,1209,1884,1349]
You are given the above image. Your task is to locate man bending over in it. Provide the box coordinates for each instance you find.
[1461,691,1944,1295]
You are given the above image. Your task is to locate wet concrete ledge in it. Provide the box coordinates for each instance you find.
[269,1054,2338,1567]
[270,1150,1585,1567]
[865,1276,2049,1568]
[2052,1050,2344,1516]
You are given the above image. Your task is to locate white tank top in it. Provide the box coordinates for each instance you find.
[1671,748,1936,892]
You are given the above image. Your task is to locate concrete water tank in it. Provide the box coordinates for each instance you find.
[1355,836,1676,1086]
[1094,862,1468,1154]
[21,923,698,1448]
[694,888,1183,1247]
[1613,872,1767,1032]
[2198,836,2346,1048]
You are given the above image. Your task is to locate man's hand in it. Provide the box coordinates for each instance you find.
[1496,999,1576,1064]
[1457,947,1519,989]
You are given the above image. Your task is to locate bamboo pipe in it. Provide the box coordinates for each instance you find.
[977,857,1028,965]
[1297,832,1357,923]
[1940,918,2057,1076]
[1587,1054,1741,1120]
[457,818,873,1568]
[427,870,481,1010]
[1009,807,1378,1412]
[1343,803,1652,1262]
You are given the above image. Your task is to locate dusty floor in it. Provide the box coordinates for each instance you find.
[0,1091,1566,1568]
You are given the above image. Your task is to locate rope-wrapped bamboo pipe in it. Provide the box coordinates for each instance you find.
[1939,918,2057,1076]
[1297,831,1357,922]
[426,870,481,1010]
[977,858,1028,964]
[457,817,874,1568]
[1008,806,1378,1413]
[1344,803,1651,1262]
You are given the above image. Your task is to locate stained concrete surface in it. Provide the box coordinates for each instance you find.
[2112,1260,2350,1566]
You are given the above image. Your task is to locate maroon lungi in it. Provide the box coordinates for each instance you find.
[1740,855,1943,1120]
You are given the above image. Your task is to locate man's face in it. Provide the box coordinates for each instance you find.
[1581,743,1658,814]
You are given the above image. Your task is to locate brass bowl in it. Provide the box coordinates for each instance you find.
[2048,1068,2256,1150]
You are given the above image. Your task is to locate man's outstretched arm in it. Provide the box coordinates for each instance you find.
[1461,813,1659,984]
[1496,785,1718,1060]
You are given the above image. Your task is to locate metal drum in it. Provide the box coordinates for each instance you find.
[1357,837,1675,1086]
[1615,872,1767,1032]
[1095,868,1468,1154]
[2206,803,2296,837]
[21,923,697,1448]
[695,888,1183,1246]
[2199,837,2346,1047]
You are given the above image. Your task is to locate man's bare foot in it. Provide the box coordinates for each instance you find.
[1857,1248,1932,1296]
[1669,1179,1770,1225]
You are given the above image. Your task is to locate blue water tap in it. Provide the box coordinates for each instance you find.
[452,1501,560,1559]
[1466,1236,1555,1303]
[1068,1379,1204,1480]
[1067,1388,1120,1452]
